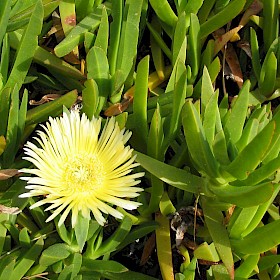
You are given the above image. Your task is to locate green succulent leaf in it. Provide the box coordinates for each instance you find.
[87,216,132,259]
[116,221,158,252]
[209,182,275,207]
[202,199,234,279]
[231,219,280,254]
[87,46,110,115]
[108,0,123,75]
[263,0,279,52]
[11,237,44,280]
[116,0,144,84]
[9,30,85,80]
[224,81,250,144]
[228,206,259,239]
[0,258,16,280]
[250,28,261,81]
[258,255,280,272]
[75,213,90,252]
[54,4,104,57]
[194,242,220,262]
[235,254,260,279]
[182,99,220,178]
[82,79,99,119]
[0,0,11,46]
[82,259,127,274]
[134,151,207,194]
[39,243,71,267]
[259,52,277,97]
[172,12,188,65]
[224,120,276,180]
[149,0,177,29]
[132,55,149,151]
[240,184,280,237]
[25,89,78,126]
[94,6,109,53]
[4,0,43,90]
[200,0,246,38]
[187,13,200,83]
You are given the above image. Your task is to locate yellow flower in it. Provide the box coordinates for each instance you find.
[20,111,144,226]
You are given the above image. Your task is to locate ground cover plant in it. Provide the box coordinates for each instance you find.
[0,0,280,279]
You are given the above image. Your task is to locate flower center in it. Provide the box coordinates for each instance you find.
[62,153,104,193]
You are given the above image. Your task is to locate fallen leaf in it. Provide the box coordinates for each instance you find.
[0,204,21,215]
[140,233,156,266]
[0,169,19,180]
[29,93,61,105]
[225,43,244,88]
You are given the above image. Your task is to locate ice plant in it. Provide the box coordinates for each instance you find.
[20,110,144,227]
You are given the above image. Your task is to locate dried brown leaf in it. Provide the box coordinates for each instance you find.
[0,204,21,215]
[0,169,19,180]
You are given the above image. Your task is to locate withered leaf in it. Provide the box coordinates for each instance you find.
[0,169,19,180]
[0,204,21,215]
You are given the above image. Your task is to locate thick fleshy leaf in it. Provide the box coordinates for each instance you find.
[162,60,187,153]
[87,216,132,259]
[75,212,90,252]
[54,4,104,57]
[159,192,176,216]
[82,259,128,273]
[194,242,220,262]
[209,182,275,207]
[262,0,279,52]
[82,79,99,119]
[4,0,43,90]
[39,243,71,267]
[259,52,277,97]
[108,0,122,74]
[116,221,158,252]
[101,270,158,280]
[134,151,207,194]
[0,0,11,46]
[200,0,246,38]
[86,46,110,115]
[202,199,234,279]
[57,253,82,280]
[145,105,164,213]
[240,184,280,237]
[225,121,276,180]
[235,254,259,279]
[9,31,85,80]
[203,91,219,147]
[155,212,173,280]
[11,237,44,279]
[94,6,109,53]
[258,255,280,272]
[201,66,215,117]
[228,206,259,239]
[172,11,187,65]
[132,55,149,151]
[116,0,144,84]
[250,28,261,81]
[182,100,220,178]
[149,0,177,29]
[2,85,19,167]
[187,13,200,82]
[231,219,280,254]
[0,258,15,280]
[224,81,250,144]
[0,223,7,255]
[25,89,77,126]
